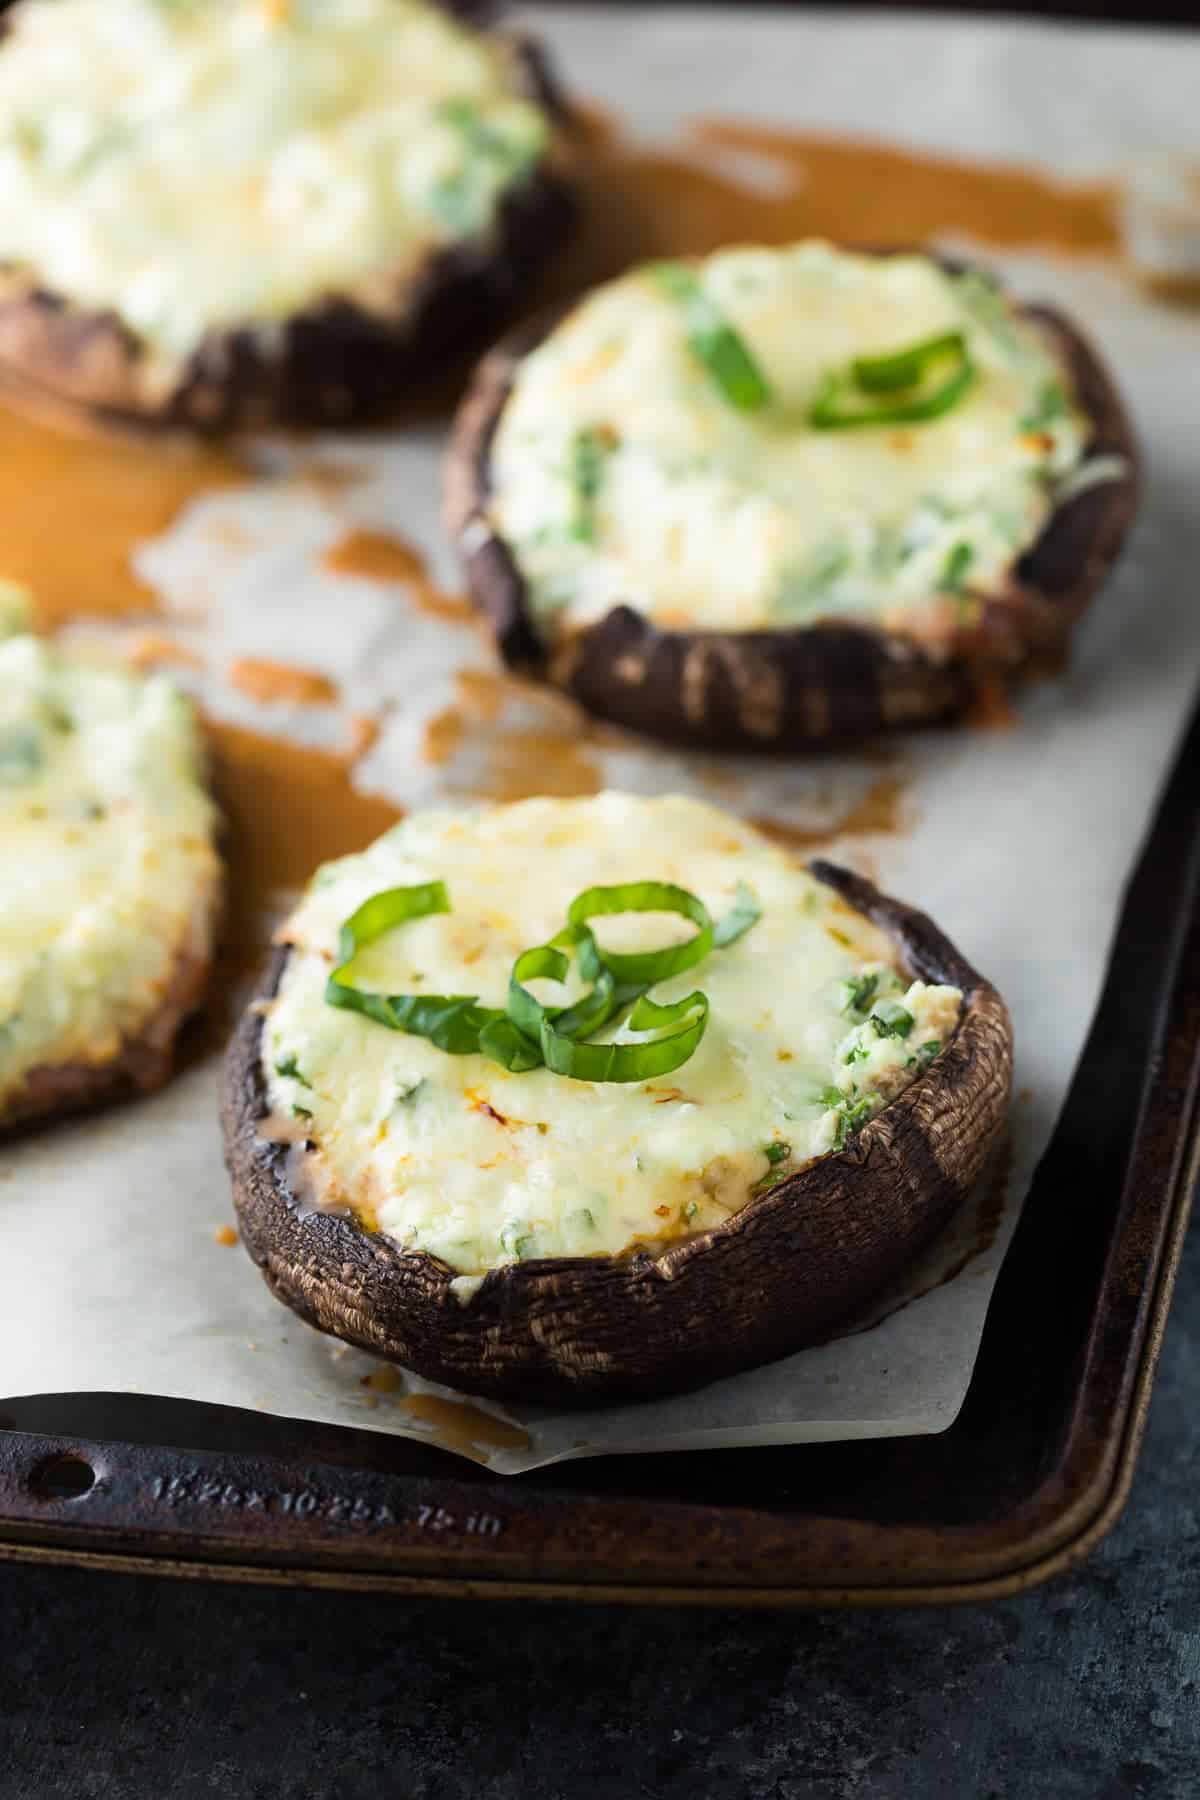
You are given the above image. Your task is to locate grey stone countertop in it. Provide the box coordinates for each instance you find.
[2,1208,1197,1800]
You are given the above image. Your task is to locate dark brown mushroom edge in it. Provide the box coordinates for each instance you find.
[0,629,222,1135]
[0,0,577,433]
[220,792,1007,1404]
[445,242,1138,749]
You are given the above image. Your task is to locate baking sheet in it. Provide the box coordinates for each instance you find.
[3,9,1199,1475]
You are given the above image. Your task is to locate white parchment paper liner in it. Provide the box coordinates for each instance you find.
[3,9,1198,1473]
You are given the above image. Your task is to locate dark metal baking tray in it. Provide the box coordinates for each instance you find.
[1,695,1197,1605]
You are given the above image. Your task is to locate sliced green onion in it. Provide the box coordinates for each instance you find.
[852,330,966,394]
[477,1015,543,1073]
[566,881,714,986]
[330,881,450,964]
[506,939,573,1043]
[325,881,505,1054]
[712,882,762,948]
[650,262,770,412]
[324,869,760,1084]
[538,990,709,1084]
[505,927,631,1047]
[763,1140,791,1166]
[907,1038,942,1071]
[809,331,975,431]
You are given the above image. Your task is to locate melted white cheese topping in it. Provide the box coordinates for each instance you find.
[265,794,960,1275]
[0,636,220,1107]
[0,0,552,359]
[488,242,1089,637]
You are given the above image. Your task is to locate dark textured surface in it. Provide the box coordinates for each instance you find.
[1,1203,1196,1799]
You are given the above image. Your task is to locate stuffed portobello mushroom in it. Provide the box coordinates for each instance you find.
[223,793,1012,1404]
[0,0,576,431]
[446,241,1137,748]
[0,628,221,1132]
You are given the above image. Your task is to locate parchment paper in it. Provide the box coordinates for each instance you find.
[2,9,1198,1474]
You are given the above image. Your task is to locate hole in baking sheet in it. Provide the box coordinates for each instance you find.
[30,1454,97,1500]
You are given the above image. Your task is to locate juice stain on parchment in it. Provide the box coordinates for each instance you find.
[206,719,401,967]
[423,667,606,801]
[323,527,476,624]
[356,1367,530,1463]
[227,656,339,708]
[419,655,909,853]
[548,108,1118,310]
[0,397,240,628]
[398,1393,531,1463]
[754,775,910,855]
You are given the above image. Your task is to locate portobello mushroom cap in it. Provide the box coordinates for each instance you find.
[222,860,1012,1406]
[0,10,577,433]
[444,251,1139,748]
[0,638,222,1135]
[1,924,216,1135]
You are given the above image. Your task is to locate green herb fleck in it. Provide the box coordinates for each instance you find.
[907,1038,942,1070]
[1019,380,1068,434]
[568,425,617,542]
[956,269,1021,352]
[834,1096,875,1148]
[940,542,974,596]
[500,1223,535,1261]
[751,1140,794,1195]
[430,99,540,234]
[772,539,851,621]
[274,1053,311,1088]
[841,972,879,1017]
[815,1085,846,1110]
[0,724,43,786]
[870,999,915,1039]
[292,1104,313,1121]
[682,1200,699,1222]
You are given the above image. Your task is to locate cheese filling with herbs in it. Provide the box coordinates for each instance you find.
[0,634,220,1106]
[0,0,553,361]
[264,795,962,1278]
[487,242,1090,638]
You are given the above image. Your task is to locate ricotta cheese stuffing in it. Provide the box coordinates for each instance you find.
[264,794,962,1276]
[0,0,553,360]
[0,635,220,1108]
[487,242,1091,638]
